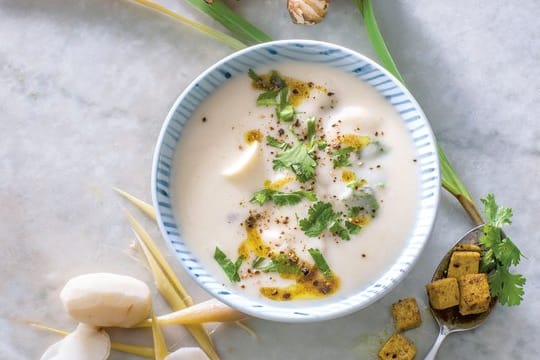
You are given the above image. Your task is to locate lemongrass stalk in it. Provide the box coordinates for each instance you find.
[138,299,246,327]
[181,0,272,45]
[29,322,155,358]
[124,211,220,360]
[151,311,169,360]
[128,0,246,50]
[356,0,483,225]
[114,187,157,221]
[234,321,257,338]
[124,210,193,306]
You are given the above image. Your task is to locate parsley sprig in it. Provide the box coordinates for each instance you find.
[299,201,361,240]
[479,194,525,306]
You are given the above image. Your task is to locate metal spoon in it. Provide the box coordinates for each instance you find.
[425,225,497,359]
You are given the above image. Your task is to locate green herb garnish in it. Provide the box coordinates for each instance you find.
[250,188,317,206]
[273,142,317,183]
[308,248,333,278]
[479,194,525,306]
[256,90,279,106]
[255,254,300,274]
[266,135,289,150]
[333,147,355,168]
[277,87,294,122]
[299,201,358,240]
[214,247,243,283]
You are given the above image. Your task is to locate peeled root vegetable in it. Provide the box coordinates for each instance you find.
[40,323,110,360]
[60,273,151,328]
[165,347,210,360]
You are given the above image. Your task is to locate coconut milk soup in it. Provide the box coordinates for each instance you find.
[172,62,419,302]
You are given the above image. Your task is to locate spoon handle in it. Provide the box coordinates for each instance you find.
[424,326,450,360]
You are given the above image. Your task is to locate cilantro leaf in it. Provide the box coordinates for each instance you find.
[256,254,300,274]
[481,193,513,228]
[345,221,362,235]
[299,201,337,237]
[329,221,350,240]
[478,193,526,306]
[252,256,264,268]
[256,90,279,106]
[269,70,286,90]
[299,201,360,240]
[489,267,526,306]
[273,143,317,182]
[333,147,355,168]
[248,68,262,82]
[308,248,333,278]
[250,188,317,206]
[494,237,523,267]
[266,135,289,150]
[214,247,243,283]
[277,87,294,122]
[307,117,317,147]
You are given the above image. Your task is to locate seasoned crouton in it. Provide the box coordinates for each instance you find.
[447,251,480,279]
[378,333,416,360]
[391,298,422,332]
[453,243,482,252]
[425,278,460,310]
[458,273,491,315]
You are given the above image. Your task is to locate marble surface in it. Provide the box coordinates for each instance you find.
[1,0,538,359]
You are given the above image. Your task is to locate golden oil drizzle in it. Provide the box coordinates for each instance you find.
[341,169,357,183]
[260,268,340,301]
[339,134,371,150]
[238,215,271,259]
[349,214,372,227]
[263,176,295,190]
[244,129,263,144]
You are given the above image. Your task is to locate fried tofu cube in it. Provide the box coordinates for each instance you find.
[378,333,416,360]
[447,251,480,279]
[391,298,422,332]
[453,243,481,252]
[458,273,491,315]
[425,278,460,310]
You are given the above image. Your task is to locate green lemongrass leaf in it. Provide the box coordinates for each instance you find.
[150,311,169,360]
[29,322,155,358]
[181,0,272,45]
[355,0,405,84]
[356,0,483,224]
[114,187,156,221]
[130,0,246,50]
[308,248,333,278]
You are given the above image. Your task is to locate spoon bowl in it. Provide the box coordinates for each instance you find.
[425,225,496,359]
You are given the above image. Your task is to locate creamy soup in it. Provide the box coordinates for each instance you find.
[172,62,419,301]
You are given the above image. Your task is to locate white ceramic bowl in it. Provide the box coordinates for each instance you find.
[152,40,440,322]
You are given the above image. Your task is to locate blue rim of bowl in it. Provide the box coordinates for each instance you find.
[152,39,440,323]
